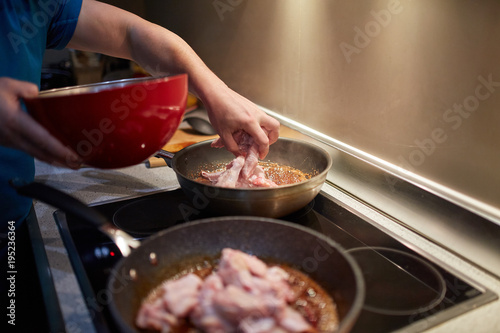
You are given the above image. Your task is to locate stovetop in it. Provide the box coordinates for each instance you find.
[53,187,497,333]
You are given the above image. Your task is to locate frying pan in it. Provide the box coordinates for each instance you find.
[12,180,364,333]
[155,137,333,218]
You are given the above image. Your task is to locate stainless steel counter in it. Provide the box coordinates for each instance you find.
[270,110,500,280]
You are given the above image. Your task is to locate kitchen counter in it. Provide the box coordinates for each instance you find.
[32,125,500,333]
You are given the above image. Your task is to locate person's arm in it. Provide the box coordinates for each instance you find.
[0,77,82,168]
[68,0,279,158]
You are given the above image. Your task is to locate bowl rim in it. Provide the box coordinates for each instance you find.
[31,73,187,99]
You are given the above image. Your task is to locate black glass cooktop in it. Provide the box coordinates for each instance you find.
[53,188,496,333]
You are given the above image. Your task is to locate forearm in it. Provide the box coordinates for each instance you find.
[68,0,224,101]
[123,16,279,156]
[126,21,227,103]
[68,0,280,157]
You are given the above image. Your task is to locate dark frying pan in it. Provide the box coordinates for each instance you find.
[155,137,333,218]
[11,180,364,333]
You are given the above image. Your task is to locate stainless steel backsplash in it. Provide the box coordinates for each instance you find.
[144,0,500,223]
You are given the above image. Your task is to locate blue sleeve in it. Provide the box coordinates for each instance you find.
[46,0,82,50]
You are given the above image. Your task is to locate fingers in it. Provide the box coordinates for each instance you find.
[198,84,280,159]
[10,111,83,168]
[250,114,281,159]
[260,114,280,146]
[213,111,280,159]
[248,124,271,159]
[0,77,83,169]
[11,80,39,99]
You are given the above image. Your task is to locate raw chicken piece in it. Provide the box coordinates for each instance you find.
[238,134,260,179]
[136,249,316,333]
[211,156,246,188]
[201,169,224,183]
[163,273,203,317]
[248,166,279,188]
[203,131,278,188]
[239,317,288,333]
[212,285,275,322]
[136,273,202,331]
[190,274,234,333]
[278,307,317,333]
[217,248,268,285]
[135,296,178,331]
[265,266,297,303]
[217,248,294,304]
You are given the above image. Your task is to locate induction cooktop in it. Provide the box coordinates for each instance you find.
[53,187,497,332]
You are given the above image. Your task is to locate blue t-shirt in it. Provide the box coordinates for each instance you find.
[1,0,82,224]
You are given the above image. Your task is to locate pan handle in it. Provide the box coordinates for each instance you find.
[154,149,174,168]
[11,178,107,228]
[9,178,140,257]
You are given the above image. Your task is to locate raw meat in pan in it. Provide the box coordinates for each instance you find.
[136,248,316,333]
[203,131,278,188]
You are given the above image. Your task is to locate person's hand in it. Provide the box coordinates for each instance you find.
[201,85,280,159]
[0,77,82,169]
[68,0,280,159]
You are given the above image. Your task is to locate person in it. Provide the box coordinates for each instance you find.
[0,0,280,330]
[0,0,280,223]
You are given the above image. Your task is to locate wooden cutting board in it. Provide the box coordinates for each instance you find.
[146,125,218,168]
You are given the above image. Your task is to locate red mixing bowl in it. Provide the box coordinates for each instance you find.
[25,74,188,168]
